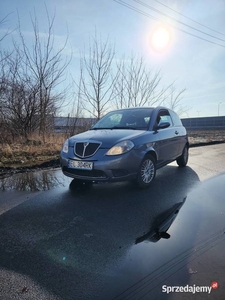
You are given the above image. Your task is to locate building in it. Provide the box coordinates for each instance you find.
[54,117,96,133]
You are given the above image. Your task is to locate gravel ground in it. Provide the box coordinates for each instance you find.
[187,129,225,144]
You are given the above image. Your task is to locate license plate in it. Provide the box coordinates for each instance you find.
[68,160,93,170]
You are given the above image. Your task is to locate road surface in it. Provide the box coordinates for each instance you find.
[0,143,225,299]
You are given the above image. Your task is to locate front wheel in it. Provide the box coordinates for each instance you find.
[136,155,156,188]
[176,145,188,167]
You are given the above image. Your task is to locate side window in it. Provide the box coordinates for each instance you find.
[156,110,173,127]
[170,110,182,126]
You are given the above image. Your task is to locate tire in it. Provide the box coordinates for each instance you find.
[136,155,156,188]
[176,145,188,167]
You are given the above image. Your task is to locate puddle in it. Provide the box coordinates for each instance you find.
[107,174,225,299]
[0,169,66,192]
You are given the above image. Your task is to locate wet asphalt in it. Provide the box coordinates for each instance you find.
[0,144,225,300]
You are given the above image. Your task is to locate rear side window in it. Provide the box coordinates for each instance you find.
[170,110,183,126]
[156,110,173,127]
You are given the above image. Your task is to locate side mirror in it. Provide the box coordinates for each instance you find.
[155,122,170,130]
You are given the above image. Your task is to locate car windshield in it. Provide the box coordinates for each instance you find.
[91,108,153,130]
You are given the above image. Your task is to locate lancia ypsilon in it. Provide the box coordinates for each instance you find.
[60,107,189,188]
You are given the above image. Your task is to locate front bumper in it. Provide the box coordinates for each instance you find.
[60,148,143,182]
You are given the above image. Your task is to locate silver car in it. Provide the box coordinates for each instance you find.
[60,107,189,188]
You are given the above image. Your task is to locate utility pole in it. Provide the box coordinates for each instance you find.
[218,102,224,116]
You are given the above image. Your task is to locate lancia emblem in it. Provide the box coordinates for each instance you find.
[82,142,89,157]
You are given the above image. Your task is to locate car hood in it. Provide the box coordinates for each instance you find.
[69,129,146,148]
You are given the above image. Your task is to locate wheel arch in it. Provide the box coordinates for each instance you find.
[145,149,157,162]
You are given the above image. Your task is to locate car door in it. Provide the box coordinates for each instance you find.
[154,109,179,166]
[169,109,187,156]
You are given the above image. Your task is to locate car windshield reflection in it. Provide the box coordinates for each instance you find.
[91,108,153,130]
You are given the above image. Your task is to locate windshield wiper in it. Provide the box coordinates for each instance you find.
[111,126,136,130]
[90,127,111,130]
[90,126,136,130]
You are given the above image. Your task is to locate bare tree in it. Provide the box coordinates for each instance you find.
[0,51,40,140]
[163,85,188,116]
[78,34,118,119]
[69,77,84,135]
[0,14,15,45]
[0,14,16,65]
[114,55,173,109]
[112,55,189,116]
[114,56,176,108]
[112,56,127,109]
[15,8,71,140]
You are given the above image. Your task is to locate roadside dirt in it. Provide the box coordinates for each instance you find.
[187,129,225,145]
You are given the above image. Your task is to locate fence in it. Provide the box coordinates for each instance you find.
[181,116,225,129]
[54,116,225,131]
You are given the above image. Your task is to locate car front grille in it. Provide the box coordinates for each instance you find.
[74,142,101,158]
[63,166,107,179]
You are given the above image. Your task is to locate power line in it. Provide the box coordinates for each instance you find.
[134,0,225,42]
[113,0,225,48]
[154,0,225,37]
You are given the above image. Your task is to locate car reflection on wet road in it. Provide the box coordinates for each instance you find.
[135,200,185,244]
[0,144,225,300]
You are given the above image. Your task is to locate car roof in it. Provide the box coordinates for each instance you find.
[109,106,170,112]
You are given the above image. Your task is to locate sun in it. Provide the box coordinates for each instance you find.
[150,26,171,52]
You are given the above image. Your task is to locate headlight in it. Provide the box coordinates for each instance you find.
[106,140,134,156]
[62,139,69,153]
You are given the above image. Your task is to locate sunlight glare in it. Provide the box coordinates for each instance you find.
[151,26,171,52]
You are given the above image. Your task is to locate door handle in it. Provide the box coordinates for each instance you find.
[175,131,179,135]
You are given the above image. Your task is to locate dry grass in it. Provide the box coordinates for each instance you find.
[0,133,69,167]
[0,129,224,167]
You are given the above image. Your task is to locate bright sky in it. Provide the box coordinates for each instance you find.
[1,0,225,117]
